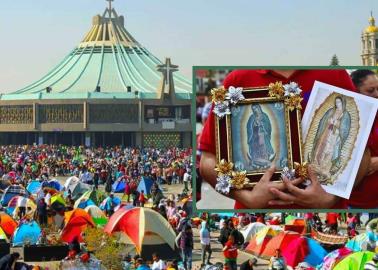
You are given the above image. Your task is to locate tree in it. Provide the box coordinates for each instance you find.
[84,227,124,270]
[330,54,340,66]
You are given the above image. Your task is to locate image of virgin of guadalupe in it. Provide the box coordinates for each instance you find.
[247,104,275,169]
[310,96,351,184]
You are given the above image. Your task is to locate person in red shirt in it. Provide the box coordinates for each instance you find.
[139,190,146,207]
[223,235,238,270]
[326,212,340,232]
[348,69,378,208]
[199,69,374,209]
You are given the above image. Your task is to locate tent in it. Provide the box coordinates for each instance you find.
[84,205,107,226]
[285,215,297,224]
[64,176,90,200]
[0,227,8,241]
[245,227,280,256]
[112,180,126,193]
[51,193,66,212]
[346,233,369,252]
[99,196,121,211]
[81,190,106,205]
[333,251,375,270]
[41,180,62,191]
[26,180,42,195]
[0,185,28,206]
[7,196,36,218]
[261,231,300,258]
[282,237,327,268]
[0,213,17,236]
[104,207,179,260]
[61,209,95,243]
[317,247,353,270]
[240,222,267,243]
[12,221,41,246]
[137,177,154,196]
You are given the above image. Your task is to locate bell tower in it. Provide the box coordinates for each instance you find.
[361,12,378,66]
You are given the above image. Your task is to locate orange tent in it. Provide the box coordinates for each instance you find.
[104,207,178,260]
[0,213,17,236]
[245,227,279,256]
[61,209,94,243]
[261,231,300,258]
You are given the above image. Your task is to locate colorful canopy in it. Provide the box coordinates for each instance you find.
[281,236,327,268]
[51,193,66,212]
[64,176,90,200]
[240,222,267,243]
[85,205,107,226]
[7,196,36,217]
[1,185,28,206]
[333,251,375,270]
[99,196,121,210]
[245,227,280,256]
[0,213,18,236]
[13,221,41,246]
[112,180,126,193]
[0,227,8,241]
[104,207,177,260]
[137,177,154,196]
[79,190,106,206]
[41,180,62,191]
[61,209,95,243]
[316,247,353,270]
[346,233,368,252]
[26,180,42,195]
[261,231,300,258]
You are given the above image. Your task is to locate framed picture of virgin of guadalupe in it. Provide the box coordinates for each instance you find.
[212,82,304,190]
[302,81,378,199]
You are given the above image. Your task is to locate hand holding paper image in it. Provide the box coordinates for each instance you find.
[302,81,378,199]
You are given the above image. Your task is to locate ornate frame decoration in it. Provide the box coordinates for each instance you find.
[212,82,305,194]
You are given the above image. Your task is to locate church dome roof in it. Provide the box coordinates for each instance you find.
[365,13,378,33]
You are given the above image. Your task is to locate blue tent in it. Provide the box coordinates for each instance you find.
[42,180,62,191]
[1,185,28,206]
[137,177,154,196]
[100,197,121,210]
[112,180,126,193]
[77,199,95,209]
[26,180,42,195]
[13,221,41,246]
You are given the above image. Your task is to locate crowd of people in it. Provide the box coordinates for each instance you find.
[193,212,378,270]
[0,145,194,269]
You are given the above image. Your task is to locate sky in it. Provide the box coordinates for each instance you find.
[0,0,375,92]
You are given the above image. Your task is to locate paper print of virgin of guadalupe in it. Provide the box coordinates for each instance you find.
[310,96,351,184]
[247,104,276,169]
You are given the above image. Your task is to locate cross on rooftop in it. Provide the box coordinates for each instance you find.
[157,58,179,87]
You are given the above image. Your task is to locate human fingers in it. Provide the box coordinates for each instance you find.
[269,187,296,203]
[268,199,294,206]
[260,166,276,183]
[282,177,306,197]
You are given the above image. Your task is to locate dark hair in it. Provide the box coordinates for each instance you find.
[12,252,20,259]
[350,69,376,88]
[152,252,159,258]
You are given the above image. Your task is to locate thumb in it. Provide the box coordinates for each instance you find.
[307,165,320,186]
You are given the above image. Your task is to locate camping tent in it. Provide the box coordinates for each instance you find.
[74,190,105,208]
[240,222,267,243]
[7,196,36,218]
[245,227,280,256]
[41,180,62,191]
[282,237,327,268]
[104,207,179,260]
[317,247,353,270]
[61,209,95,243]
[261,231,300,258]
[0,213,17,236]
[12,221,41,246]
[26,180,42,195]
[137,177,154,196]
[112,180,126,193]
[99,196,121,211]
[0,185,28,206]
[64,176,90,200]
[333,251,375,270]
[51,193,66,212]
[346,233,369,252]
[84,205,107,226]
